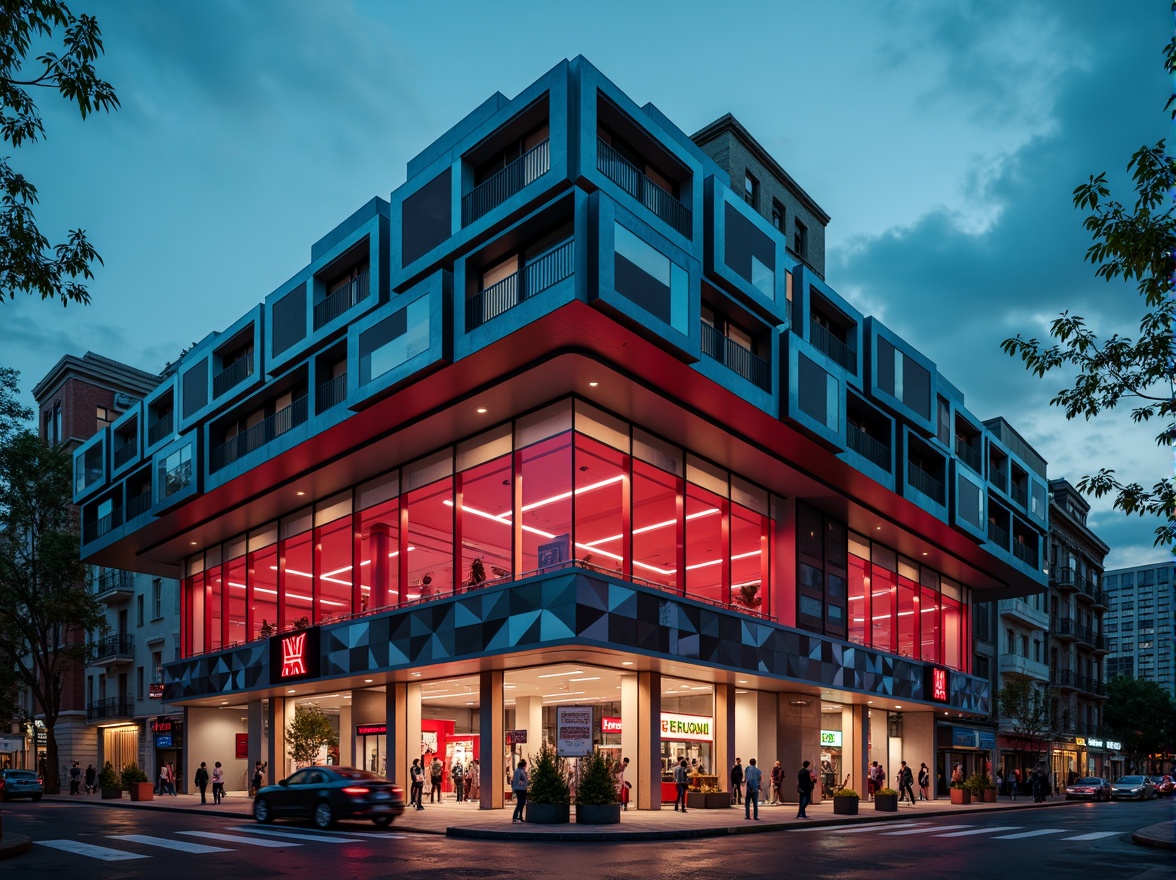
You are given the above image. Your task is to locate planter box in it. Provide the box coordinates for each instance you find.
[982,789,996,802]
[526,802,570,824]
[576,803,622,824]
[100,788,123,800]
[950,788,971,805]
[874,793,899,812]
[127,782,154,801]
[686,792,731,809]
[833,795,859,815]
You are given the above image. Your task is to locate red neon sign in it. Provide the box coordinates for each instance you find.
[280,632,308,678]
[931,667,948,702]
[602,716,622,734]
[357,724,387,736]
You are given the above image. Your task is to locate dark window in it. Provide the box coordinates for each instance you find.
[97,406,112,431]
[798,354,829,425]
[902,355,931,421]
[793,219,807,258]
[54,402,62,443]
[744,172,758,208]
[724,202,775,298]
[272,284,307,356]
[771,199,785,232]
[613,224,688,333]
[401,171,452,267]
[936,396,951,445]
[182,357,209,419]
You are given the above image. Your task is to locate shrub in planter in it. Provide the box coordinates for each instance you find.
[833,788,860,815]
[874,787,899,811]
[121,764,153,801]
[575,750,621,823]
[526,743,570,824]
[98,762,122,799]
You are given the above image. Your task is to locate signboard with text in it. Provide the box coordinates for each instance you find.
[820,730,843,748]
[925,665,949,702]
[660,712,713,742]
[601,716,622,735]
[556,707,592,757]
[357,724,387,737]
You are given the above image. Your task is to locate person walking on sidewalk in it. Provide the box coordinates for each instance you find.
[918,762,930,801]
[770,760,783,805]
[84,763,96,795]
[429,755,444,803]
[899,761,916,805]
[673,757,689,812]
[69,761,81,795]
[194,762,209,804]
[730,757,744,805]
[451,759,465,803]
[410,758,425,810]
[796,760,815,818]
[744,758,762,820]
[211,761,225,803]
[511,759,528,822]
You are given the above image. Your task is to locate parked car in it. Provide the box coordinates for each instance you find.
[1148,775,1174,797]
[0,769,44,801]
[1064,776,1112,801]
[253,766,405,829]
[1111,775,1157,800]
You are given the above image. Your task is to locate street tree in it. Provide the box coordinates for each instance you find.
[997,672,1052,771]
[1104,674,1174,772]
[1000,26,1175,548]
[285,704,339,767]
[0,0,119,307]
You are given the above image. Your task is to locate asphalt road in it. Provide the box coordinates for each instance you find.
[2,798,1173,879]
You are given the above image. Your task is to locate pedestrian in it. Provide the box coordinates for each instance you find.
[69,761,81,795]
[194,762,210,804]
[899,761,915,805]
[211,761,225,803]
[875,763,886,800]
[251,760,266,798]
[1011,767,1020,800]
[770,760,783,804]
[616,756,630,810]
[951,762,963,788]
[796,760,815,818]
[451,759,464,803]
[730,757,744,805]
[429,754,444,803]
[744,758,762,820]
[165,762,178,796]
[84,763,96,795]
[469,758,480,801]
[511,759,528,822]
[867,760,878,800]
[410,758,425,810]
[995,769,1003,798]
[673,757,689,813]
[918,762,930,801]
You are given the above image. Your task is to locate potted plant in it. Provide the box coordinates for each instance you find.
[121,763,153,801]
[575,750,621,824]
[833,787,860,815]
[950,779,971,805]
[525,743,570,824]
[98,761,122,800]
[874,786,899,811]
[963,772,994,803]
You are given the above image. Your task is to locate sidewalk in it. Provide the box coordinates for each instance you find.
[2,791,1172,850]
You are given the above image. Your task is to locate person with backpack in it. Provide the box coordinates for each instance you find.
[429,754,444,803]
[899,761,916,805]
[194,762,210,804]
[769,760,784,805]
[918,762,930,801]
[409,758,425,810]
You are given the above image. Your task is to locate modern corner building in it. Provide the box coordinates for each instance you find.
[73,58,1049,806]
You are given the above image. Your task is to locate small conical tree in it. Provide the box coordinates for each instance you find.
[576,749,618,805]
[527,742,570,804]
[286,704,339,767]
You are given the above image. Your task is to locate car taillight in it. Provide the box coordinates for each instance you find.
[342,786,370,795]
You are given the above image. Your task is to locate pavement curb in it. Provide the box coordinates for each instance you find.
[1130,821,1176,851]
[0,833,33,859]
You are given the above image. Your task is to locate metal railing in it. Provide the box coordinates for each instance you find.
[466,239,574,330]
[213,354,255,398]
[987,521,1009,548]
[906,462,945,503]
[462,140,550,226]
[127,490,151,519]
[1012,540,1037,566]
[210,395,309,472]
[1052,566,1077,589]
[989,465,1007,488]
[847,426,891,471]
[1054,617,1077,639]
[96,570,134,596]
[86,697,135,722]
[112,437,137,469]
[91,633,135,663]
[313,270,371,330]
[147,415,172,447]
[700,322,771,391]
[597,138,691,237]
[956,442,983,473]
[316,372,348,413]
[1011,484,1028,508]
[809,321,855,372]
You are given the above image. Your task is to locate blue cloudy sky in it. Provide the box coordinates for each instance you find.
[3,0,1169,569]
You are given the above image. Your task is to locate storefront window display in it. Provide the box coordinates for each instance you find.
[659,678,714,796]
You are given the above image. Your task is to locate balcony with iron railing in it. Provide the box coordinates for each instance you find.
[906,461,945,504]
[597,138,691,238]
[1012,539,1038,567]
[956,441,983,474]
[987,520,1009,549]
[1053,616,1078,641]
[211,395,309,473]
[90,633,135,666]
[1011,483,1028,508]
[213,354,255,398]
[989,464,1008,488]
[1052,565,1078,591]
[809,321,855,372]
[313,271,371,330]
[147,415,173,447]
[700,322,771,391]
[466,240,574,331]
[847,425,891,472]
[462,140,551,227]
[94,570,134,603]
[86,696,135,723]
[112,436,137,469]
[315,372,348,413]
[127,490,151,520]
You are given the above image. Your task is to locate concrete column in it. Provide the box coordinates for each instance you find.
[637,670,661,810]
[479,670,503,809]
[848,704,869,796]
[247,700,264,781]
[266,697,286,781]
[371,524,394,609]
[514,696,543,762]
[338,700,353,768]
[620,674,638,784]
[385,683,408,784]
[775,692,821,804]
[756,690,778,768]
[714,682,736,794]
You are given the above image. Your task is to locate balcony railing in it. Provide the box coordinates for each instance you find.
[127,490,151,520]
[316,372,348,413]
[597,138,691,238]
[989,464,1007,488]
[213,354,255,398]
[987,521,1009,548]
[906,462,945,503]
[700,322,771,391]
[847,425,891,471]
[1011,484,1028,508]
[809,321,855,372]
[956,442,983,473]
[91,633,135,665]
[112,437,137,469]
[466,239,574,330]
[210,395,309,472]
[147,415,172,447]
[1012,540,1037,566]
[1053,617,1077,639]
[1052,566,1077,590]
[314,270,371,330]
[462,140,551,227]
[86,696,135,722]
[95,570,134,600]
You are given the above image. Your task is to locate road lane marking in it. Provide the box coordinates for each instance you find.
[827,822,929,834]
[108,834,232,853]
[38,840,149,861]
[935,826,1021,837]
[991,829,1068,839]
[1062,831,1120,841]
[226,826,358,844]
[880,825,962,835]
[179,831,300,847]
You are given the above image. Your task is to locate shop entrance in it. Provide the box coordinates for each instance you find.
[357,724,386,777]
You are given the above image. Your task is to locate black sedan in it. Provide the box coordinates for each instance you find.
[0,768,44,801]
[1064,776,1111,801]
[253,765,405,829]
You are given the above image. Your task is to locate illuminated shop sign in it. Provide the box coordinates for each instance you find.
[149,682,165,699]
[268,626,320,684]
[820,730,843,748]
[1084,738,1122,750]
[925,665,949,702]
[151,717,174,734]
[660,713,712,742]
[357,724,387,736]
[602,716,622,734]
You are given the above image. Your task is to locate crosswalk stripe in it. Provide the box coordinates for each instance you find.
[1062,831,1120,841]
[178,831,300,847]
[39,840,149,861]
[991,829,1068,839]
[108,834,232,853]
[226,826,357,844]
[935,826,1021,837]
[828,822,928,834]
[880,825,961,836]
